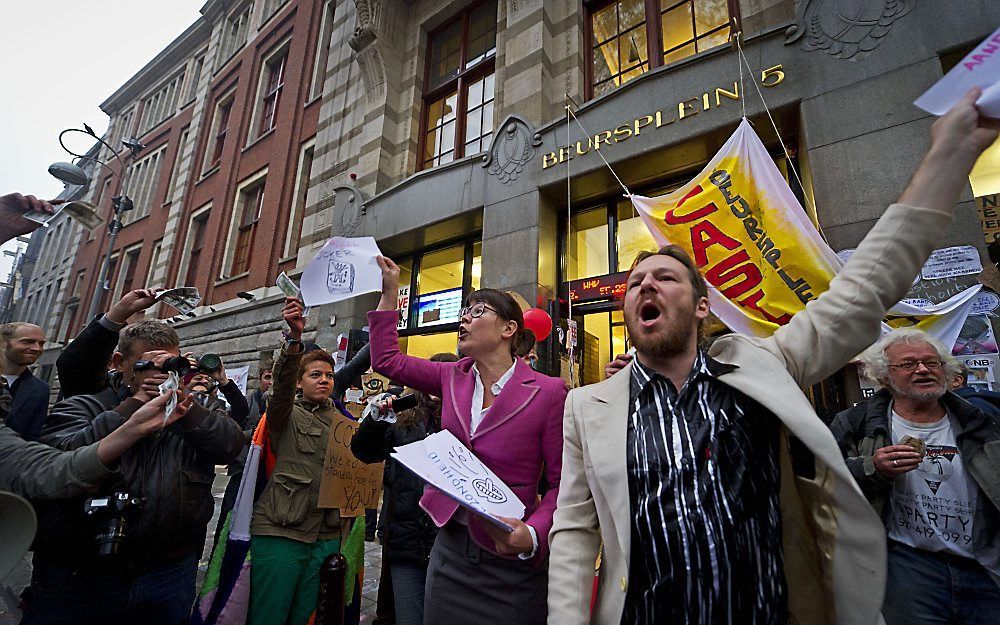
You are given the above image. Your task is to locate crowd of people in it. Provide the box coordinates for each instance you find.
[0,90,998,625]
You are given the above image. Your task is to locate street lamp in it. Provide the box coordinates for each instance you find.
[48,124,144,320]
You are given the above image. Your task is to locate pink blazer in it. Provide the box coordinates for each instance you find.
[367,309,566,561]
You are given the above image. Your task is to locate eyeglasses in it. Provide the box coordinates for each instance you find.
[459,303,499,319]
[888,359,944,372]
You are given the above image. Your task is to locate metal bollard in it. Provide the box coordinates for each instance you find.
[316,552,348,625]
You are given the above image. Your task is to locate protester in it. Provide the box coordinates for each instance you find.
[0,322,49,439]
[952,361,1000,419]
[351,352,459,625]
[548,89,1000,625]
[369,262,565,625]
[182,354,250,427]
[56,287,162,398]
[247,357,274,427]
[248,297,353,625]
[514,327,538,369]
[830,329,1000,624]
[22,320,245,625]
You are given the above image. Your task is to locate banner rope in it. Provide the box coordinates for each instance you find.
[565,98,576,386]
[735,34,829,243]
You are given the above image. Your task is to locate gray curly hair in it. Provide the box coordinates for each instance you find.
[859,328,961,384]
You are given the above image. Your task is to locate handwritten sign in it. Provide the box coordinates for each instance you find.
[915,26,1000,118]
[318,403,383,515]
[300,236,383,307]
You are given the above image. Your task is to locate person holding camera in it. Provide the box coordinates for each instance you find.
[22,320,245,625]
[247,297,354,625]
[182,352,250,427]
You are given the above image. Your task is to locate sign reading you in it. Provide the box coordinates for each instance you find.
[542,65,787,169]
[318,403,383,515]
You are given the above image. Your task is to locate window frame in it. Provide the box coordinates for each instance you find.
[220,168,268,280]
[248,39,292,143]
[584,0,740,100]
[179,204,212,288]
[283,137,316,260]
[396,236,482,335]
[418,1,498,171]
[204,87,237,173]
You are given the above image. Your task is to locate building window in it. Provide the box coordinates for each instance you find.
[256,50,288,138]
[231,179,265,275]
[309,1,336,101]
[185,212,210,286]
[184,53,206,104]
[98,254,119,313]
[111,108,136,146]
[168,127,190,202]
[206,91,235,171]
[146,239,163,287]
[140,70,186,134]
[397,238,481,333]
[421,2,497,170]
[218,2,254,67]
[124,145,167,224]
[261,0,288,22]
[114,246,142,302]
[284,139,315,259]
[590,0,733,98]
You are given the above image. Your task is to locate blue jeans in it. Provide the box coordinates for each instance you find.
[390,561,427,625]
[20,555,197,625]
[883,542,1000,625]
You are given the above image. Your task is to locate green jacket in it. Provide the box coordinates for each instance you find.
[251,346,350,543]
[0,423,114,499]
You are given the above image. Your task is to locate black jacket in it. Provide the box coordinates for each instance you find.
[3,369,50,440]
[33,380,245,571]
[351,414,438,566]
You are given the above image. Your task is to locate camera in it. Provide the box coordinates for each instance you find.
[83,492,144,557]
[134,353,222,375]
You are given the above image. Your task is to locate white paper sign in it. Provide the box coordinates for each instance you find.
[920,245,983,280]
[972,290,1000,315]
[227,365,250,396]
[300,237,383,307]
[391,430,525,532]
[915,26,1000,118]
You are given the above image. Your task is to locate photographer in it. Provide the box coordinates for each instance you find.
[182,352,250,428]
[23,320,245,625]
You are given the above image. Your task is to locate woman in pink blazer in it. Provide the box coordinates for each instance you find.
[368,256,566,625]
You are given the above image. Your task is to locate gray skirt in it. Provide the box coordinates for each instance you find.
[423,522,548,625]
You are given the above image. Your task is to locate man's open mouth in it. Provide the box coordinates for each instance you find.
[639,302,662,326]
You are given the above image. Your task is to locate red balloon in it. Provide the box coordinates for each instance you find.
[522,308,552,341]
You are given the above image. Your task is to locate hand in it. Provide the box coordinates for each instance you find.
[376,255,400,296]
[929,87,1000,167]
[123,392,192,436]
[107,288,161,324]
[131,350,173,400]
[0,193,61,244]
[873,444,922,479]
[482,517,535,558]
[282,297,305,339]
[605,352,634,379]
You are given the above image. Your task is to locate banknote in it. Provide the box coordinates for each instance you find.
[158,371,180,424]
[157,287,202,314]
[276,272,301,298]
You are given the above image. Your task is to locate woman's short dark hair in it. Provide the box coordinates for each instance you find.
[298,349,336,378]
[465,288,525,356]
[513,328,536,358]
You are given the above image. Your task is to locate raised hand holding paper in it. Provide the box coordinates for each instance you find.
[915,26,1000,118]
[391,430,525,532]
[300,236,383,307]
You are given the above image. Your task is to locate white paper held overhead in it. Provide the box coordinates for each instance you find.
[915,26,1000,118]
[299,237,384,307]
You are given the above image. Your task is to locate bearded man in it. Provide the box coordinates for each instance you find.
[830,329,1000,625]
[547,89,999,625]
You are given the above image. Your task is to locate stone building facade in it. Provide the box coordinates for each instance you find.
[49,0,1000,410]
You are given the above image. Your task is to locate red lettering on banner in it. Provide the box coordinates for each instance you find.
[704,250,762,298]
[738,289,792,325]
[664,185,719,224]
[690,220,740,266]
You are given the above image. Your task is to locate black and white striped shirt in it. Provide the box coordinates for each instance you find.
[622,352,786,625]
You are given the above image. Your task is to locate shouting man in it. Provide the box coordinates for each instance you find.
[547,90,998,625]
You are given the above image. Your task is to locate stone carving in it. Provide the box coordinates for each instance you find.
[350,0,386,103]
[483,115,542,184]
[330,183,365,237]
[785,0,913,60]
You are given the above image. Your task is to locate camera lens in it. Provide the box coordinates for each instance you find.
[198,353,222,371]
[161,355,191,374]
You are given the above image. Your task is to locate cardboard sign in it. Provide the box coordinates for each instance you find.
[318,403,383,515]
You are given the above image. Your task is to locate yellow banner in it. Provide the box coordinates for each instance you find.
[630,119,842,337]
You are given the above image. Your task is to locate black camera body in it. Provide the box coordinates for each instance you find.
[134,353,222,376]
[83,492,144,557]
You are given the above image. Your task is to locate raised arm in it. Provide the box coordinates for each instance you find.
[266,297,306,442]
[367,256,449,395]
[763,89,1000,387]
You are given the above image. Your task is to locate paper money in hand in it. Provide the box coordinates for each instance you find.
[276,272,301,298]
[158,371,180,424]
[158,287,202,314]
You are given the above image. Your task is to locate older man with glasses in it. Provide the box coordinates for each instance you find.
[831,328,1000,625]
